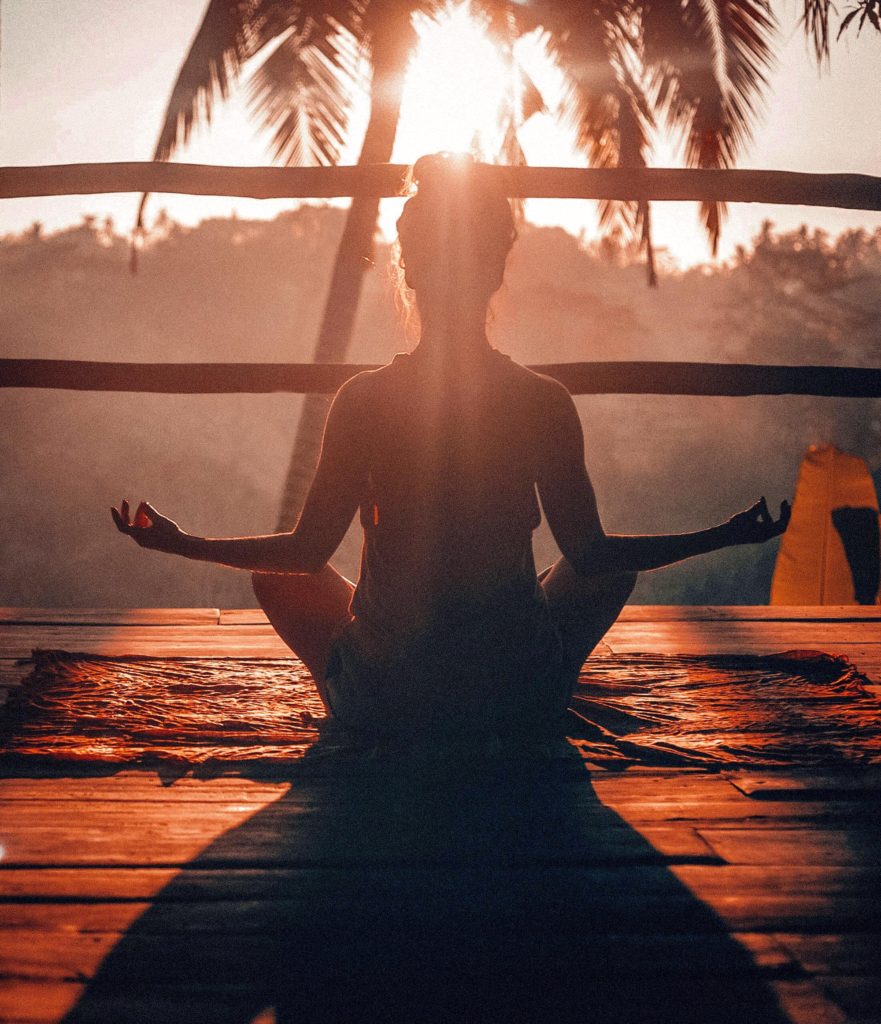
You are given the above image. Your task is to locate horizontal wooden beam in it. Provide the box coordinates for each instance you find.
[3,162,881,210]
[2,359,880,397]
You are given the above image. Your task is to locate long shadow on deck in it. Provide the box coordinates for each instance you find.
[61,755,795,1024]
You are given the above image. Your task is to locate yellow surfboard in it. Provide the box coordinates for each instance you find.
[771,444,880,605]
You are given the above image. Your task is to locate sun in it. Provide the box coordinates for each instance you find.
[393,4,514,163]
[385,7,723,270]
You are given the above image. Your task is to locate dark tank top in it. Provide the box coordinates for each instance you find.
[326,345,566,728]
[351,349,542,630]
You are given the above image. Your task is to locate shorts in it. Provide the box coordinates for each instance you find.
[324,581,569,739]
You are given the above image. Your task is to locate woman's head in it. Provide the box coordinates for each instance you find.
[394,153,516,331]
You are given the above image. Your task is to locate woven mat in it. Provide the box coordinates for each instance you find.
[1,649,879,771]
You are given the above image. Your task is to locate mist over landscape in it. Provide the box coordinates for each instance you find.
[3,206,880,608]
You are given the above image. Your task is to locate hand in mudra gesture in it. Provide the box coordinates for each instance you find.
[111,499,183,554]
[725,497,791,545]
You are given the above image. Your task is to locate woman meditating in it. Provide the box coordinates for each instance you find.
[112,153,789,742]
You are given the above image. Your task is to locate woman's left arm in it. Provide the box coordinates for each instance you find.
[111,379,368,574]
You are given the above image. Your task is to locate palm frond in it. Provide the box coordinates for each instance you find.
[594,74,657,285]
[473,0,547,157]
[496,63,546,221]
[150,0,261,164]
[474,0,546,122]
[800,0,832,62]
[250,0,366,50]
[642,0,775,254]
[134,0,263,250]
[135,0,367,245]
[536,4,657,281]
[248,25,359,166]
[838,1,881,40]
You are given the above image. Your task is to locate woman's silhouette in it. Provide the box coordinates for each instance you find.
[113,152,789,741]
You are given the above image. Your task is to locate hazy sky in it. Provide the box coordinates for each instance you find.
[1,0,880,266]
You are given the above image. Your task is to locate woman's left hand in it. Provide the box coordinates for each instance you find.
[111,499,184,554]
[723,497,791,546]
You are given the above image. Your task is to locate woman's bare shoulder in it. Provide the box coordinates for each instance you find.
[334,357,400,400]
[329,354,414,424]
[496,353,573,408]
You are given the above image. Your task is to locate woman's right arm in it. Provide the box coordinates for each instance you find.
[112,377,369,574]
[535,382,789,576]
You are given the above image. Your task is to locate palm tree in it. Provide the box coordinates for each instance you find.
[136,0,419,527]
[141,0,864,528]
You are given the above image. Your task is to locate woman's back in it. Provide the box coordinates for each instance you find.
[347,345,556,643]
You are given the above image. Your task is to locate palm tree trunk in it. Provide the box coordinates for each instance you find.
[275,25,413,531]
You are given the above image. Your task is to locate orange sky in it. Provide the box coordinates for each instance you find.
[1,0,880,267]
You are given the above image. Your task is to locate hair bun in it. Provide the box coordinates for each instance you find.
[412,152,478,195]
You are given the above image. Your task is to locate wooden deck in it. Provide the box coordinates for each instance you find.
[1,606,880,1023]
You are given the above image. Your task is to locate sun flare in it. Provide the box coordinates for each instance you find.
[393,5,515,163]
[388,6,722,269]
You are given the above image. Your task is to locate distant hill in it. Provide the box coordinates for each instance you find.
[2,209,879,607]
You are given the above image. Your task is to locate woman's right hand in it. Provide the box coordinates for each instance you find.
[723,497,791,546]
[111,499,184,554]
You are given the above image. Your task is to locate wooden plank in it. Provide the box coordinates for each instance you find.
[617,606,881,622]
[593,774,778,801]
[0,608,220,625]
[219,609,267,625]
[2,622,879,660]
[0,775,290,803]
[605,638,881,661]
[0,625,298,658]
[0,626,284,644]
[5,162,881,209]
[1,887,878,936]
[0,773,827,806]
[0,929,795,983]
[590,800,879,824]
[0,980,843,1024]
[6,614,881,638]
[0,642,295,658]
[0,768,720,868]
[775,933,881,975]
[6,796,871,829]
[604,622,881,645]
[0,815,715,867]
[730,772,881,801]
[698,828,881,867]
[0,980,82,1024]
[673,865,881,899]
[2,611,878,660]
[220,605,881,626]
[768,980,849,1024]
[0,772,734,803]
[0,980,263,1024]
[0,867,180,900]
[4,864,881,902]
[0,773,742,806]
[1,606,876,628]
[0,661,31,687]
[5,800,832,827]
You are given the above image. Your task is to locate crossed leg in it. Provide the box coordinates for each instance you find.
[252,559,636,716]
[251,565,354,712]
[538,557,637,683]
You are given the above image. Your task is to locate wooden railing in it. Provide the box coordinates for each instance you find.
[2,359,880,397]
[2,161,879,399]
[3,162,881,209]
